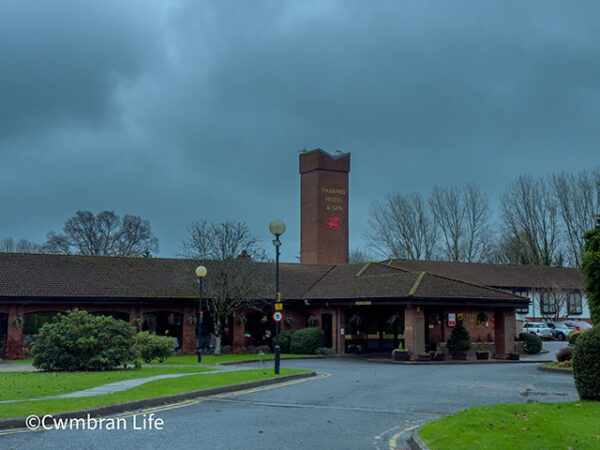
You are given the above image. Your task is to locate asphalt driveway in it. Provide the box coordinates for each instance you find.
[0,356,577,450]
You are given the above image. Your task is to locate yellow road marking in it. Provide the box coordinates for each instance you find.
[389,424,418,449]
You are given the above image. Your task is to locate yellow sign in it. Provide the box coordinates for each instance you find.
[274,303,283,311]
[355,300,372,305]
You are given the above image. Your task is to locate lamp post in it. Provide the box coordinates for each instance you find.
[195,265,207,363]
[269,219,286,375]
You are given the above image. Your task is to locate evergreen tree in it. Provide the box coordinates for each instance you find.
[582,216,600,324]
[446,322,472,352]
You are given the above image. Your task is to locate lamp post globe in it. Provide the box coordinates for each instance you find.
[269,219,286,237]
[195,266,207,363]
[195,266,207,278]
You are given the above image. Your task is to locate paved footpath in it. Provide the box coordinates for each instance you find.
[0,357,578,450]
[0,363,241,404]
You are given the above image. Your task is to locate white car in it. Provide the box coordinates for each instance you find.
[522,322,553,339]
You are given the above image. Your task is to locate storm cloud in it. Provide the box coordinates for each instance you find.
[1,1,599,261]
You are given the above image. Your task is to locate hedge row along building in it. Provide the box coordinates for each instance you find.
[0,149,587,360]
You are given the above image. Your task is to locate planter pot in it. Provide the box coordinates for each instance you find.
[418,354,431,361]
[508,353,520,361]
[392,351,410,361]
[476,351,490,360]
[451,351,468,360]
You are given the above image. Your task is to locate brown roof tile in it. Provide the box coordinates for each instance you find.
[0,254,529,306]
[387,259,584,290]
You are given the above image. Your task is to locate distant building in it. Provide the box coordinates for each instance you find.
[0,149,589,361]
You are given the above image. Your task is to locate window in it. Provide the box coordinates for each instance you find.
[568,292,583,315]
[540,292,556,315]
[516,303,529,314]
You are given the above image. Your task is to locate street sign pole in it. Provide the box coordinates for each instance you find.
[274,238,281,375]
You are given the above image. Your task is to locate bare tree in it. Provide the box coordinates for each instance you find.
[41,210,158,256]
[428,184,493,262]
[533,285,572,322]
[181,220,269,355]
[552,168,600,266]
[0,237,40,253]
[501,175,562,266]
[368,193,437,260]
[349,247,373,263]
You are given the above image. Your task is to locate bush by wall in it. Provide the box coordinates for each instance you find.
[446,323,472,353]
[277,330,296,354]
[569,330,590,346]
[135,331,176,363]
[290,327,324,354]
[32,309,139,371]
[573,326,600,400]
[556,346,573,362]
[518,332,543,354]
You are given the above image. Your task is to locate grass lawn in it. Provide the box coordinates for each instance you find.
[419,401,600,449]
[4,354,323,366]
[540,362,573,372]
[160,353,324,365]
[0,366,212,401]
[0,369,308,419]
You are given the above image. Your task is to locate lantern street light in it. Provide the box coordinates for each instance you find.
[269,219,286,374]
[195,265,207,363]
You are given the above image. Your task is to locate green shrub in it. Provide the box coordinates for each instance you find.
[135,331,176,363]
[556,346,572,362]
[32,309,139,371]
[290,327,324,354]
[569,329,590,346]
[276,330,295,353]
[446,323,471,352]
[518,332,543,354]
[573,326,600,400]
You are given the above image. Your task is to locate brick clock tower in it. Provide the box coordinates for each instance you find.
[300,149,350,264]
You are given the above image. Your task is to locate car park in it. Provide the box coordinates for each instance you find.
[560,320,593,331]
[543,321,573,341]
[521,322,553,339]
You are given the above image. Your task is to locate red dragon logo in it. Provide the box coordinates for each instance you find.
[327,216,343,230]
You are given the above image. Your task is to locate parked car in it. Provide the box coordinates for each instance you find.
[560,320,593,331]
[521,322,553,339]
[543,321,573,341]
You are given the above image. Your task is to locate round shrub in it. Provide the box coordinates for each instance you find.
[446,323,472,353]
[135,331,176,363]
[556,346,572,362]
[290,327,325,354]
[518,332,543,354]
[276,330,296,354]
[32,309,139,371]
[568,329,590,346]
[573,326,600,400]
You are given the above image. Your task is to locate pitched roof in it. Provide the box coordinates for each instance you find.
[0,253,332,301]
[0,253,527,306]
[0,253,199,299]
[387,259,584,290]
[301,262,527,305]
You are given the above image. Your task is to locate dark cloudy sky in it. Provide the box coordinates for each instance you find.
[1,1,599,262]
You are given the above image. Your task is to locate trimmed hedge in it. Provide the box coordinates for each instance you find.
[277,330,296,354]
[573,326,600,400]
[135,331,176,363]
[290,327,325,354]
[556,346,572,362]
[32,309,139,371]
[518,332,543,354]
[568,329,590,346]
